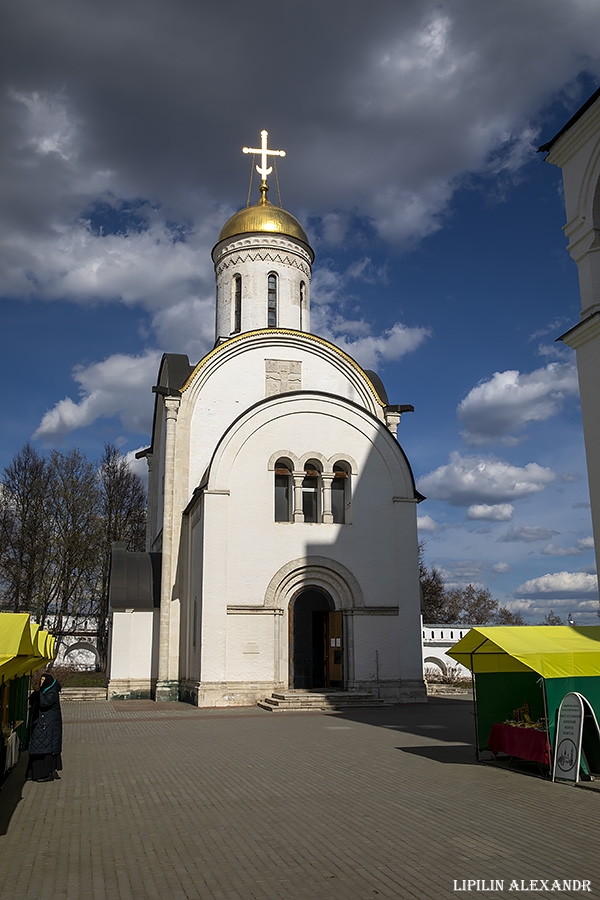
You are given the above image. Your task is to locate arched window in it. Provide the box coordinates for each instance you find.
[233,275,242,333]
[302,461,321,523]
[274,459,292,522]
[299,280,305,330]
[268,273,278,327]
[331,463,349,524]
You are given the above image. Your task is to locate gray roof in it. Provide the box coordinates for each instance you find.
[109,543,161,610]
[362,369,389,405]
[539,85,600,154]
[160,353,194,392]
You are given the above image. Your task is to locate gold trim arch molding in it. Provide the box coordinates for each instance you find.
[264,556,364,611]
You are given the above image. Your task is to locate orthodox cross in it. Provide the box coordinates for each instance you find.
[243,130,286,185]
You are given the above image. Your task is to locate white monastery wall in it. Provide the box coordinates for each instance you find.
[422,625,471,678]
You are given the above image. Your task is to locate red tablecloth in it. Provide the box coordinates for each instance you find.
[487,723,550,765]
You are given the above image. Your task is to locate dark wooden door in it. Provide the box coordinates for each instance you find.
[326,611,343,686]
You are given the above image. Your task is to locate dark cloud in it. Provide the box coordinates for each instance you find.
[3,0,600,243]
[3,0,600,442]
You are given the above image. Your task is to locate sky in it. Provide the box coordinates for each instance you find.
[2,0,600,624]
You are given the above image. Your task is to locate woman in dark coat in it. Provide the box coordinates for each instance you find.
[26,673,63,782]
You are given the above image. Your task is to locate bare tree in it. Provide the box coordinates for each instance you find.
[444,585,525,625]
[40,449,103,632]
[1,443,147,670]
[97,444,146,666]
[0,443,51,617]
[418,541,447,622]
[419,544,525,625]
[538,609,566,626]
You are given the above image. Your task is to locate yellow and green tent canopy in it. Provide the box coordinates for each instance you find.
[0,612,56,682]
[447,625,600,678]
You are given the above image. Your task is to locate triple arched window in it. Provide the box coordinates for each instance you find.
[273,456,351,524]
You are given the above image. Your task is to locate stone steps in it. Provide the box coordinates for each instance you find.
[258,690,388,712]
[60,687,108,702]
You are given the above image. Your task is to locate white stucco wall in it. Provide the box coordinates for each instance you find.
[546,97,600,582]
[214,234,312,338]
[182,334,386,503]
[183,391,423,698]
[109,610,159,681]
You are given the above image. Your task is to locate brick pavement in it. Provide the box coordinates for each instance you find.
[0,696,598,900]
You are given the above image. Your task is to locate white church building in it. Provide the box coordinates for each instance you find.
[108,132,426,707]
[540,87,600,582]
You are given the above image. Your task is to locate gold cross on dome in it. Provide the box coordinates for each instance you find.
[243,130,286,185]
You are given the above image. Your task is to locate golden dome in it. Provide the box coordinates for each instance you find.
[215,183,311,250]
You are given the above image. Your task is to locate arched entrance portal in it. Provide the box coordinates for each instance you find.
[290,588,343,689]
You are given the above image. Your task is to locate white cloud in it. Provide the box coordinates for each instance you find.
[466,503,514,522]
[499,525,559,543]
[514,571,599,600]
[561,472,583,484]
[418,452,556,506]
[417,514,439,533]
[437,559,487,590]
[492,562,512,574]
[123,448,150,486]
[457,362,579,444]
[11,89,78,161]
[2,213,215,312]
[529,319,571,342]
[318,213,351,246]
[311,259,431,369]
[151,296,215,361]
[541,537,595,557]
[328,321,431,370]
[33,350,160,442]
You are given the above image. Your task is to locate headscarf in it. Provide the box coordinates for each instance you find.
[40,674,56,693]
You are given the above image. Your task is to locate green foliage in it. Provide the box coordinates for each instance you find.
[32,666,106,688]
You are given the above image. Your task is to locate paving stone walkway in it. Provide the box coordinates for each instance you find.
[0,696,598,900]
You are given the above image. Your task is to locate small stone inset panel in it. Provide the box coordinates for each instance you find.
[265,359,302,396]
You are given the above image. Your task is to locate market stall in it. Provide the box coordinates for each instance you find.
[447,626,600,772]
[1,613,55,780]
